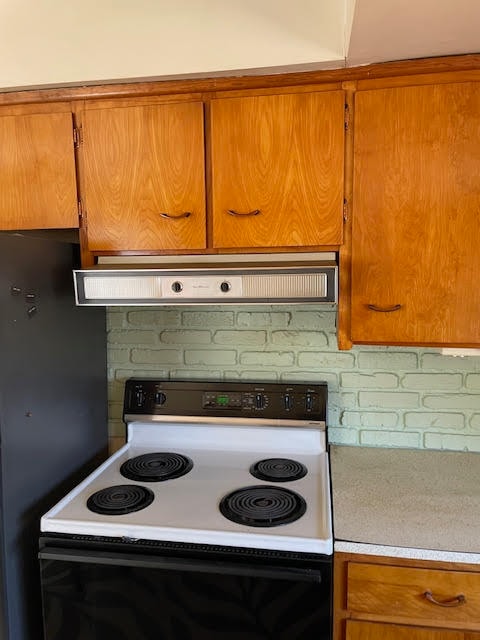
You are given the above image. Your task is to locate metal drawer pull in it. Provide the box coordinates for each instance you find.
[367,304,402,313]
[159,211,191,219]
[227,209,261,217]
[424,590,466,607]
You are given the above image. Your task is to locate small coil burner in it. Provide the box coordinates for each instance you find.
[120,452,193,482]
[250,458,308,482]
[87,485,154,515]
[219,485,307,527]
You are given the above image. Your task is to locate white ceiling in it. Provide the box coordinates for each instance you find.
[0,0,478,90]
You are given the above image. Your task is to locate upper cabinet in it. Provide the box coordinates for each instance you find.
[350,81,480,347]
[80,89,345,254]
[0,108,78,229]
[81,101,206,252]
[210,90,345,249]
[1,58,478,349]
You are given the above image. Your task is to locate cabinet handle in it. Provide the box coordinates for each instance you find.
[159,211,191,220]
[367,304,402,313]
[227,209,261,217]
[424,591,466,607]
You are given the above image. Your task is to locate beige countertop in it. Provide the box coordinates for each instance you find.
[330,445,480,564]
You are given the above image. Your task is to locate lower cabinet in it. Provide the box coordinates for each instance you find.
[346,620,480,640]
[334,553,480,640]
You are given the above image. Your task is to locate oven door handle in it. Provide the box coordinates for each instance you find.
[39,547,324,583]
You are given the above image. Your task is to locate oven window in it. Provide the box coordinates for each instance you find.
[40,550,331,640]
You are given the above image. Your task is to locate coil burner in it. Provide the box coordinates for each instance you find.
[86,485,154,515]
[219,485,307,527]
[250,458,308,482]
[120,452,193,482]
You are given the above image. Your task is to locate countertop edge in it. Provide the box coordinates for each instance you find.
[334,540,480,565]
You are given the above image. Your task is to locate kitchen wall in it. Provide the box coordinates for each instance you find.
[107,305,480,451]
[0,0,345,90]
[2,1,476,91]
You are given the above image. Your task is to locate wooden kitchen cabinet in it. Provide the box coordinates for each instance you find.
[350,81,480,347]
[80,101,206,252]
[0,107,78,230]
[346,620,480,639]
[79,89,344,256]
[210,90,345,249]
[334,553,480,640]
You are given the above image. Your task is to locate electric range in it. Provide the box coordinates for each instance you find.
[39,379,333,640]
[41,379,332,554]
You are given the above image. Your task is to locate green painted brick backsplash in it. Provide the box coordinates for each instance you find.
[107,306,480,452]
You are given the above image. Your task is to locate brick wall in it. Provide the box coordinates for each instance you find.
[107,306,480,451]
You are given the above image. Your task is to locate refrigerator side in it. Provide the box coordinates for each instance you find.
[0,234,108,640]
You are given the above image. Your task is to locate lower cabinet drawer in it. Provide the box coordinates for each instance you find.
[347,562,480,626]
[346,620,479,640]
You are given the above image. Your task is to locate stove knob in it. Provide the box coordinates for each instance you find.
[155,391,167,406]
[220,281,231,293]
[284,394,293,410]
[171,281,183,293]
[305,393,314,411]
[135,390,146,407]
[255,394,266,409]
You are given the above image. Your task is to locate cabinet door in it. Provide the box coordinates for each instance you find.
[0,111,78,229]
[82,102,206,252]
[351,82,480,346]
[346,621,478,640]
[211,91,344,249]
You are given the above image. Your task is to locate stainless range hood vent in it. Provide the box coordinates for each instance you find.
[73,253,338,306]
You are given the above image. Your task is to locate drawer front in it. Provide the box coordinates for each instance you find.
[347,562,480,626]
[346,620,477,640]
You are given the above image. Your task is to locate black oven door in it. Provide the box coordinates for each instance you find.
[39,540,331,640]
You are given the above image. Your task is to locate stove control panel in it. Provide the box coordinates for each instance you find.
[202,392,269,410]
[124,379,327,422]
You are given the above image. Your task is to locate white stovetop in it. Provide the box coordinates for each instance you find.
[41,422,332,555]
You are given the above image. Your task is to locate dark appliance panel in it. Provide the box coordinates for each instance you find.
[39,537,331,640]
[0,234,108,640]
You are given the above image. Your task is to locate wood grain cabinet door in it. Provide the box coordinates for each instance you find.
[347,562,480,628]
[351,82,480,346]
[346,621,479,640]
[0,111,78,229]
[210,91,345,249]
[82,102,206,252]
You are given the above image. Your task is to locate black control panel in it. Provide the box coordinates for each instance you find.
[123,379,327,422]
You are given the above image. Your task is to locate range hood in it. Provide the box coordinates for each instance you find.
[73,253,338,306]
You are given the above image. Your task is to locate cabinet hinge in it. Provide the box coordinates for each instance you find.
[344,103,350,131]
[77,200,84,223]
[343,199,348,222]
[73,125,83,148]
